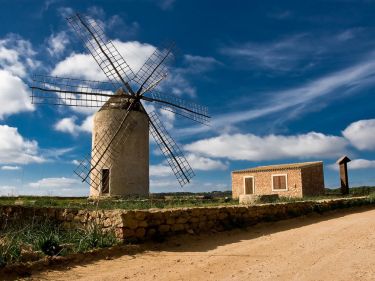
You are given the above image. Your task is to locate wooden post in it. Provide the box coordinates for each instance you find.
[336,156,351,195]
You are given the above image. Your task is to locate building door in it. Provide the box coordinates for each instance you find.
[101,169,110,194]
[244,177,254,194]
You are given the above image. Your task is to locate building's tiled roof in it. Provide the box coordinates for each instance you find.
[232,161,323,174]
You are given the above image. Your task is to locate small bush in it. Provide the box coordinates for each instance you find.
[0,219,119,266]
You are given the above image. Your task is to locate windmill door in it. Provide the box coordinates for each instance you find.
[244,176,254,194]
[101,169,110,194]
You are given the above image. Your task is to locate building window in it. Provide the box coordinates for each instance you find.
[101,168,110,194]
[272,174,287,191]
[243,176,254,195]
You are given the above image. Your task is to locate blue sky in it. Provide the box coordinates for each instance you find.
[0,0,374,196]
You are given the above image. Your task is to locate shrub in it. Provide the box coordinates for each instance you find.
[0,219,119,266]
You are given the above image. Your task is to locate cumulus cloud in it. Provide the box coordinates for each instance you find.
[0,125,45,164]
[0,34,36,119]
[47,31,69,56]
[342,119,375,150]
[0,70,34,119]
[186,154,228,171]
[0,185,17,196]
[0,34,37,77]
[185,132,348,161]
[329,158,375,170]
[51,41,155,80]
[27,177,87,196]
[54,115,93,135]
[150,154,227,178]
[150,164,173,177]
[29,177,79,188]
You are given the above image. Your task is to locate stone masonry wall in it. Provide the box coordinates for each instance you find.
[0,197,372,242]
[301,165,325,197]
[232,169,303,199]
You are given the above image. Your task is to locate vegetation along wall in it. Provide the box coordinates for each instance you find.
[0,197,373,242]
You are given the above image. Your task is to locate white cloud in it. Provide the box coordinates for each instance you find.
[185,132,348,161]
[329,158,375,170]
[220,31,363,72]
[186,154,228,171]
[25,177,87,196]
[150,154,227,178]
[349,159,375,169]
[183,54,221,73]
[0,70,34,119]
[0,34,37,77]
[47,31,69,56]
[51,40,213,99]
[0,185,17,196]
[51,41,155,81]
[1,165,21,170]
[29,177,79,188]
[150,164,173,177]
[52,53,106,81]
[158,109,175,130]
[342,119,375,150]
[0,125,45,164]
[54,115,93,135]
[0,34,36,119]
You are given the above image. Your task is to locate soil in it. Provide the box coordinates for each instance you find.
[17,207,375,281]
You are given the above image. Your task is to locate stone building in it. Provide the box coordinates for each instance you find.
[90,91,149,197]
[232,161,325,199]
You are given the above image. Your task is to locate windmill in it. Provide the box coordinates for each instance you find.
[30,13,210,197]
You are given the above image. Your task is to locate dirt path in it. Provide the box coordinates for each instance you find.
[30,207,375,281]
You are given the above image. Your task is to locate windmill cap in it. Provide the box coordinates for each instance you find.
[336,155,351,164]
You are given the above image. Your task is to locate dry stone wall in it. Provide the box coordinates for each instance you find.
[0,197,372,242]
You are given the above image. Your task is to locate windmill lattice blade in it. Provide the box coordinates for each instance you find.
[148,111,194,186]
[30,75,117,108]
[133,43,174,94]
[67,14,135,90]
[146,91,210,125]
[74,113,137,190]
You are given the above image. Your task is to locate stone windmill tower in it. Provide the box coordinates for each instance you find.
[30,13,210,197]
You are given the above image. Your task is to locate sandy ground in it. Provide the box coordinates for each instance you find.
[26,207,375,281]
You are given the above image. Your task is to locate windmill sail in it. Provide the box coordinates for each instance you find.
[133,43,175,95]
[145,91,210,125]
[67,14,135,92]
[30,75,117,108]
[148,111,194,186]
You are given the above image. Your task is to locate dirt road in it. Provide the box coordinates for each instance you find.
[30,207,375,281]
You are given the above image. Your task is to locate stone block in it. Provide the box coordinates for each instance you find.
[158,224,170,233]
[135,228,146,238]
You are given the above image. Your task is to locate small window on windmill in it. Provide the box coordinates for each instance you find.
[101,169,110,194]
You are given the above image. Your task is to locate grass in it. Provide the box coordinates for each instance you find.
[0,218,119,267]
[0,195,237,210]
[0,187,373,210]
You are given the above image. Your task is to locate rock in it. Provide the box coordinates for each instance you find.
[171,224,184,232]
[158,224,170,233]
[176,217,188,224]
[135,228,146,238]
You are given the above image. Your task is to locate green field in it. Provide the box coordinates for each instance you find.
[0,187,374,210]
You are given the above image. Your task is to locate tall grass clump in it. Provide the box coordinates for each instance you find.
[0,218,119,267]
